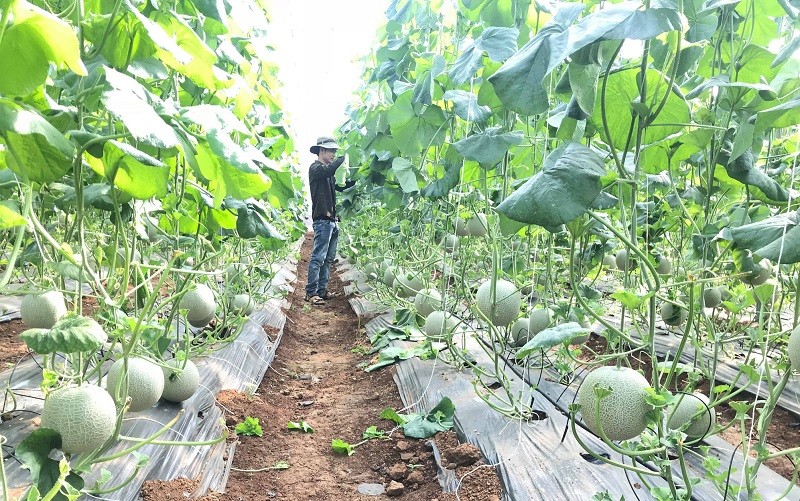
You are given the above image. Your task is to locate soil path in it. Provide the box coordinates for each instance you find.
[142,234,501,500]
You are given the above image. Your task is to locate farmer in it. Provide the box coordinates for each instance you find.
[304,136,353,305]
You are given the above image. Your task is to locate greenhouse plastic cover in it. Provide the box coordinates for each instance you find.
[1,243,300,500]
[342,265,800,501]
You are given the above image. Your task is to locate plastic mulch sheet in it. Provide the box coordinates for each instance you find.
[343,268,800,501]
[1,244,300,500]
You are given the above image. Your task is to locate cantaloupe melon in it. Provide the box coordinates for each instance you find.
[615,249,635,272]
[787,324,800,371]
[231,293,255,315]
[703,287,722,308]
[656,256,672,275]
[41,384,117,454]
[510,317,530,346]
[578,366,652,441]
[180,284,216,327]
[414,289,442,318]
[661,302,687,327]
[424,311,458,341]
[466,214,488,237]
[162,359,201,403]
[742,258,772,285]
[395,272,424,298]
[443,234,459,253]
[106,357,165,412]
[454,217,469,236]
[476,279,521,327]
[667,392,715,441]
[528,308,552,337]
[21,290,67,328]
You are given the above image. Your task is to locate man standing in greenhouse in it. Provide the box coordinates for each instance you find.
[305,136,353,305]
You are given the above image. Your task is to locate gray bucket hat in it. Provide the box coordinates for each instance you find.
[310,136,340,154]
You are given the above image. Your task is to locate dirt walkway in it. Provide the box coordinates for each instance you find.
[141,235,501,500]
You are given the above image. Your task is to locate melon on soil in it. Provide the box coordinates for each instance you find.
[476,279,521,327]
[41,384,117,454]
[106,357,165,412]
[414,289,442,318]
[162,359,201,403]
[21,290,68,328]
[578,366,652,441]
[667,392,715,441]
[180,284,216,327]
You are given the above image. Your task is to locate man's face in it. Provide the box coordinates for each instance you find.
[319,147,337,164]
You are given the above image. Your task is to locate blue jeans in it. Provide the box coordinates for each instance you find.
[306,219,339,296]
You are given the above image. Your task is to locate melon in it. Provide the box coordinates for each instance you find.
[231,293,255,315]
[615,250,636,272]
[424,310,458,341]
[667,392,715,441]
[578,366,652,441]
[443,234,459,253]
[454,217,470,236]
[602,254,616,270]
[510,317,531,346]
[414,289,442,318]
[21,290,68,328]
[382,266,397,288]
[528,308,553,337]
[395,271,424,298]
[476,279,521,327]
[788,324,800,371]
[162,359,201,403]
[225,264,246,285]
[661,302,687,327]
[180,284,216,327]
[466,214,488,237]
[41,384,117,454]
[703,287,722,308]
[742,259,772,286]
[656,256,672,276]
[106,357,165,412]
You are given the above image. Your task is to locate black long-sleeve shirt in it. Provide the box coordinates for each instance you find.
[309,156,345,221]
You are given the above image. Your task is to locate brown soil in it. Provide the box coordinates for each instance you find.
[0,318,32,370]
[579,334,800,484]
[141,235,502,500]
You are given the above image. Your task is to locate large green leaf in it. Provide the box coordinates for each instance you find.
[387,93,447,157]
[752,96,800,135]
[0,99,74,184]
[452,127,524,167]
[401,396,455,439]
[0,0,87,96]
[0,201,25,229]
[236,204,285,240]
[458,0,516,27]
[391,157,420,193]
[17,429,84,500]
[442,90,491,123]
[719,147,788,202]
[421,160,460,198]
[21,315,108,354]
[592,69,689,151]
[87,141,169,199]
[727,210,800,264]
[102,68,179,149]
[497,142,606,227]
[449,26,519,85]
[83,12,155,69]
[195,142,271,207]
[516,322,589,358]
[412,55,445,105]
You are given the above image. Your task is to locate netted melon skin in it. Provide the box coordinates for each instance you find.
[41,385,117,454]
[107,357,165,412]
[578,366,652,441]
[476,279,521,327]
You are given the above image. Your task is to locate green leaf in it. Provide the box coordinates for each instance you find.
[515,322,589,358]
[0,201,26,229]
[412,55,446,105]
[380,407,409,425]
[452,127,524,167]
[331,438,355,456]
[401,396,455,439]
[0,99,75,184]
[195,142,271,207]
[391,157,420,193]
[487,31,556,116]
[362,425,386,439]
[727,211,800,264]
[0,0,87,96]
[236,205,285,240]
[154,12,229,90]
[102,68,179,149]
[287,420,315,433]
[449,26,518,84]
[387,93,447,157]
[421,159,461,198]
[610,290,654,310]
[88,140,169,200]
[497,142,605,227]
[235,416,263,437]
[720,148,788,202]
[17,429,84,501]
[443,90,492,123]
[20,315,108,354]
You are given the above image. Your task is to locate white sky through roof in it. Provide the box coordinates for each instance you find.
[268,0,388,173]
